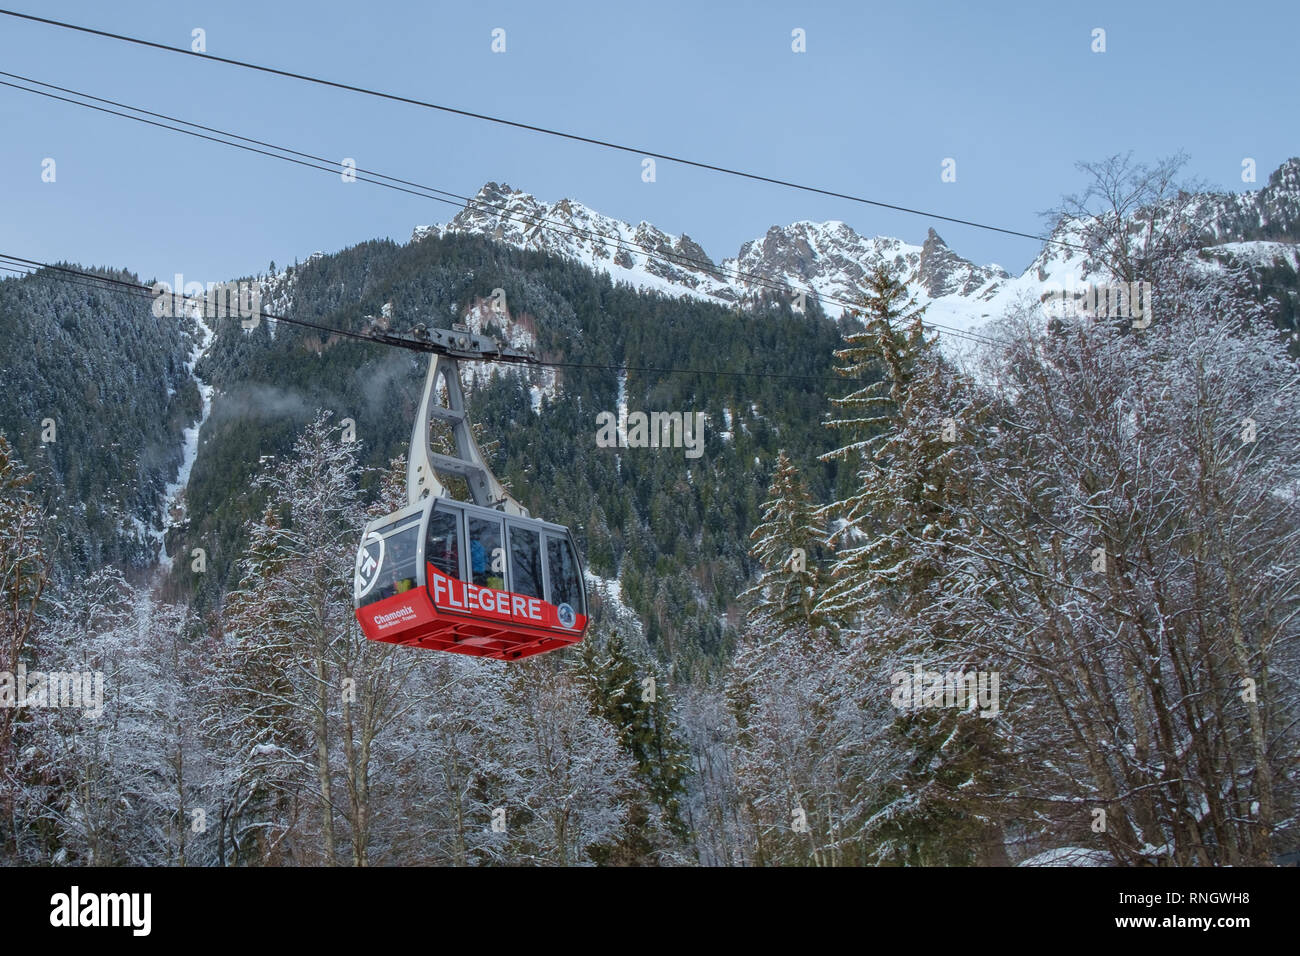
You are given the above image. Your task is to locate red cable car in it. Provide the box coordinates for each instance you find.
[353,328,588,660]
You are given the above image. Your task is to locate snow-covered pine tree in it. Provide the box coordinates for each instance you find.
[817,264,952,623]
[738,451,829,642]
[214,500,317,865]
[133,593,210,866]
[577,631,694,856]
[810,264,1012,865]
[724,448,853,865]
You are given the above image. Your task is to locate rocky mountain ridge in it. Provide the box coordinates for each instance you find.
[413,158,1300,334]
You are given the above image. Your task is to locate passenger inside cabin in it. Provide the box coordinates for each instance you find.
[467,516,506,590]
[374,561,412,601]
[471,537,488,586]
[386,535,416,595]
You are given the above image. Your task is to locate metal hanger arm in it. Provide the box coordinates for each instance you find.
[406,350,530,517]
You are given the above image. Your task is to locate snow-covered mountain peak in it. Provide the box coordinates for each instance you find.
[414,182,733,301]
[412,182,1009,322]
[409,162,1300,335]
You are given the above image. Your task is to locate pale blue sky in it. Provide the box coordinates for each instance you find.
[1,0,1295,285]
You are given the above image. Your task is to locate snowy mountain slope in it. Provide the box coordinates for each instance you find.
[408,183,1055,333]
[413,182,735,304]
[457,296,557,413]
[155,304,215,569]
[413,159,1300,336]
[1195,159,1300,244]
[413,184,1014,325]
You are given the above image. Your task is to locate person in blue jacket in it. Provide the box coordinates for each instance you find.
[470,537,488,586]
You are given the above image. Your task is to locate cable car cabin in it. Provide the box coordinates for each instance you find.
[353,498,588,661]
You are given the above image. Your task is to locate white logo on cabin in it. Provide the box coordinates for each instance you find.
[557,603,576,629]
[355,531,385,598]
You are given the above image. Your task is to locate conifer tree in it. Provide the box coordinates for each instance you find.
[578,632,693,851]
[814,266,1010,865]
[727,455,852,866]
[739,451,828,641]
[817,264,941,623]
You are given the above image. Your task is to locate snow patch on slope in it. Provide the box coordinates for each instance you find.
[156,306,216,569]
[585,569,644,639]
[457,298,557,410]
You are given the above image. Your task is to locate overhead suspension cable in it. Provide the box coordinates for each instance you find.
[0,71,1005,349]
[0,7,1081,252]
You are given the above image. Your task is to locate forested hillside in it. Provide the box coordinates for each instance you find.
[0,267,198,571]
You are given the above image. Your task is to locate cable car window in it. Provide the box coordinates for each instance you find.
[358,518,420,607]
[546,534,582,611]
[467,515,505,590]
[509,525,543,599]
[426,507,462,581]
